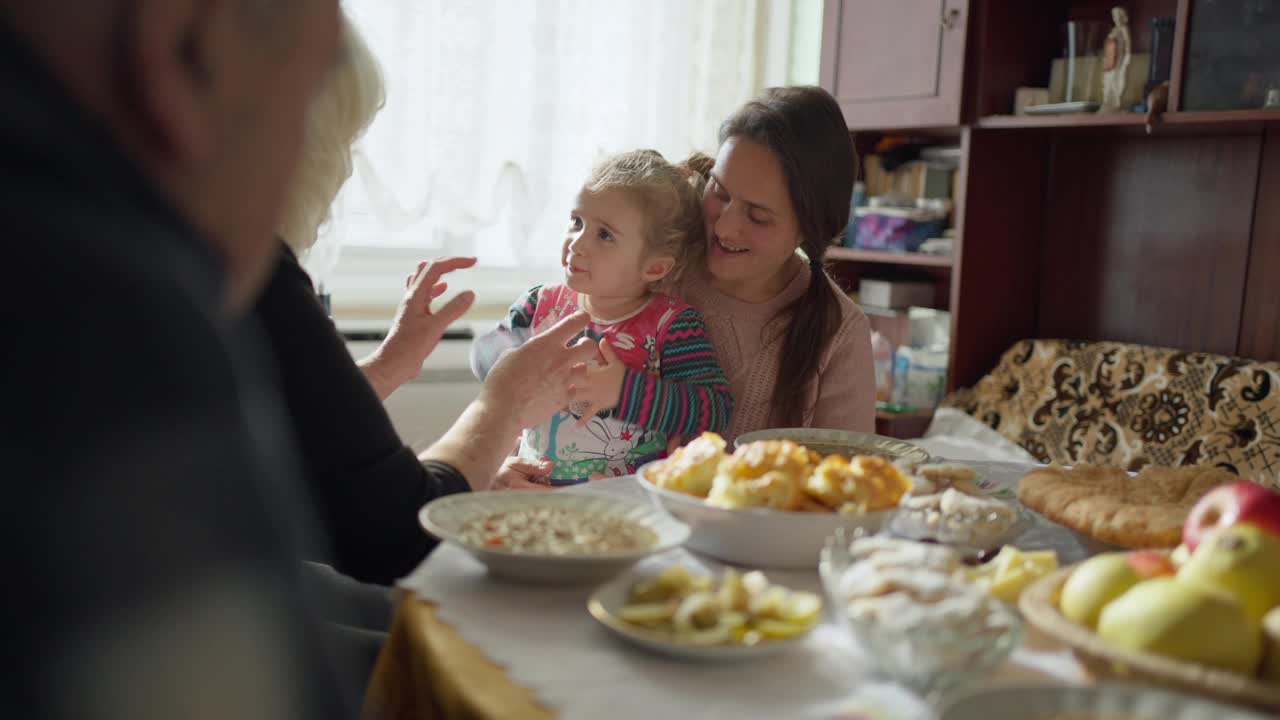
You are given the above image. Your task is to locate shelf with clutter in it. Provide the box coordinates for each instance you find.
[824,132,961,438]
[822,0,1280,426]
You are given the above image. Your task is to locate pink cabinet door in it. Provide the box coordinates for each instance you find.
[820,0,969,129]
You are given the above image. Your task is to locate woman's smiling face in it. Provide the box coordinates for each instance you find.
[701,136,801,299]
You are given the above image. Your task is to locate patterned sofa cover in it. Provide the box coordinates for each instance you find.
[943,339,1280,489]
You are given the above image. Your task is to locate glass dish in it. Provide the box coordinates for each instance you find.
[886,494,1035,553]
[818,527,1022,701]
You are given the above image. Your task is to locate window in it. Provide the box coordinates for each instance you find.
[309,0,822,316]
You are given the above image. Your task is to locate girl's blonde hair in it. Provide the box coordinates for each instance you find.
[279,15,386,253]
[583,149,712,289]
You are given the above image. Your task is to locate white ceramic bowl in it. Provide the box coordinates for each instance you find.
[733,427,931,464]
[637,463,892,569]
[587,565,816,661]
[419,491,690,585]
[941,683,1274,720]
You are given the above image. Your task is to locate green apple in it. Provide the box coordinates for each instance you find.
[1098,577,1262,675]
[1060,552,1164,628]
[1177,523,1280,625]
[1262,606,1280,683]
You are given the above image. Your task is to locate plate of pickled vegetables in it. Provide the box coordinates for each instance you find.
[587,564,823,660]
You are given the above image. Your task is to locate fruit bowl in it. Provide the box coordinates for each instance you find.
[1019,564,1280,710]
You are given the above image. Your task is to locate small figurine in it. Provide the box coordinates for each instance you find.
[1100,6,1131,113]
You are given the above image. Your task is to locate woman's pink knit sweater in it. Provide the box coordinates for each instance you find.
[678,260,876,445]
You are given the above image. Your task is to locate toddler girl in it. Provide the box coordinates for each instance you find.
[473,149,732,484]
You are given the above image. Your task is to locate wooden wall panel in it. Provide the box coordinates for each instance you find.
[1038,133,1261,355]
[1238,123,1280,361]
[949,128,1049,388]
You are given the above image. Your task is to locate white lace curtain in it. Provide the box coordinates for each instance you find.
[309,0,815,309]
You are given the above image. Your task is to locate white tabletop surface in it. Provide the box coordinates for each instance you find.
[400,461,1092,720]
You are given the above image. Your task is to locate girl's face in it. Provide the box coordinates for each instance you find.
[561,187,674,302]
[702,136,802,299]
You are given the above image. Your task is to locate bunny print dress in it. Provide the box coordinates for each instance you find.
[483,283,732,485]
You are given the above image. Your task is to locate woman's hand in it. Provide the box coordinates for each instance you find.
[569,337,626,426]
[491,456,554,490]
[361,257,477,400]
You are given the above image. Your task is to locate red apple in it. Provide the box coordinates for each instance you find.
[1183,481,1280,552]
[1127,550,1176,578]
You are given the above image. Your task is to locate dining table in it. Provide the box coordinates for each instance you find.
[361,461,1103,720]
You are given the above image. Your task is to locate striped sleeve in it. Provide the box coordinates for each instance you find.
[469,285,541,381]
[501,284,542,332]
[615,307,733,435]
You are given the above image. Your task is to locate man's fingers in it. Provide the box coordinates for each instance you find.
[566,363,589,387]
[598,336,619,366]
[434,290,475,325]
[566,337,601,366]
[429,281,448,299]
[535,311,591,348]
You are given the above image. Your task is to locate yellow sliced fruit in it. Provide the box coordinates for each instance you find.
[992,546,1022,578]
[742,570,770,596]
[1019,550,1059,575]
[718,568,747,612]
[617,602,675,625]
[630,565,693,603]
[989,565,1033,603]
[779,591,823,624]
[748,586,789,619]
[680,624,732,645]
[673,592,719,632]
[754,618,814,639]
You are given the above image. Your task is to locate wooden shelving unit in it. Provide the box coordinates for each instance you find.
[977,109,1280,132]
[826,247,954,268]
[821,0,1280,426]
[977,113,1148,129]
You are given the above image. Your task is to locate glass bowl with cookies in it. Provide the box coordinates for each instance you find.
[636,430,927,568]
[819,530,1023,701]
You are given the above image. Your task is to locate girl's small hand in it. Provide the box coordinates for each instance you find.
[572,337,626,426]
[664,434,686,456]
[491,456,554,490]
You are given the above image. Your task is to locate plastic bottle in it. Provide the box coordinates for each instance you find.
[871,331,893,402]
[891,346,912,406]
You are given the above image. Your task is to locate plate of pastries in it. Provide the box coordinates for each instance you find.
[638,430,942,568]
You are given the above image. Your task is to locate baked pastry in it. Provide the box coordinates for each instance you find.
[705,440,814,510]
[1017,464,1234,548]
[896,461,980,495]
[706,470,803,510]
[805,455,910,512]
[647,432,726,497]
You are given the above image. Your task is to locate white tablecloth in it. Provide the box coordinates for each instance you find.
[400,461,1091,720]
